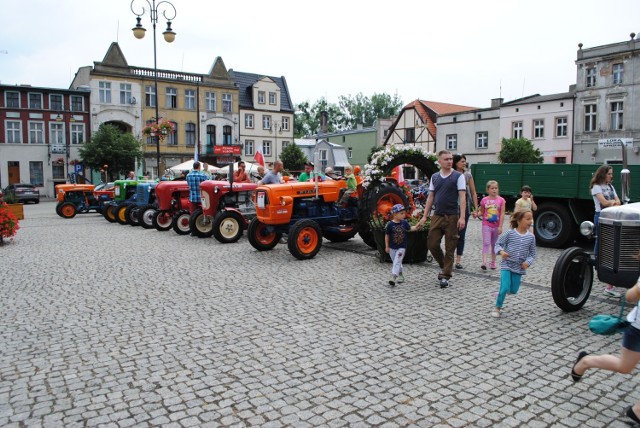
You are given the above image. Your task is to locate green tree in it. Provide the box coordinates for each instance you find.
[79,124,143,180]
[498,138,543,164]
[280,142,308,173]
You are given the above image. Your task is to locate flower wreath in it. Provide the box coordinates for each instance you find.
[363,145,438,189]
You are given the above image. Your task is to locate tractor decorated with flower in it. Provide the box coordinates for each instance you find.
[248,146,439,260]
[189,180,259,243]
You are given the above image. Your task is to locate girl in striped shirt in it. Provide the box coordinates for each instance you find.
[492,210,536,318]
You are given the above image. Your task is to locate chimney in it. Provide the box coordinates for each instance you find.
[491,98,503,108]
[320,111,328,134]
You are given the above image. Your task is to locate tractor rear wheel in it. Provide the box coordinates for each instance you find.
[288,219,322,260]
[116,205,128,225]
[248,218,281,251]
[137,205,156,229]
[190,209,214,238]
[59,202,77,219]
[212,210,244,243]
[125,205,140,226]
[103,205,117,223]
[152,210,173,231]
[172,209,192,235]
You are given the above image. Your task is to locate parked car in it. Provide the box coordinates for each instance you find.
[3,184,40,204]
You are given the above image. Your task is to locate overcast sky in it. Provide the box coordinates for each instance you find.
[2,0,639,109]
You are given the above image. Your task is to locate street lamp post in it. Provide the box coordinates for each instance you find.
[131,0,177,178]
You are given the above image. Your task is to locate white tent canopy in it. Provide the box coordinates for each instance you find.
[217,161,261,176]
[168,160,222,174]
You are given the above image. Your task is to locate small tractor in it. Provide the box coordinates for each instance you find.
[122,182,158,227]
[54,174,114,218]
[190,180,259,243]
[148,180,191,232]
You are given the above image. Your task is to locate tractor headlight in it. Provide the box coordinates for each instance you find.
[580,221,594,237]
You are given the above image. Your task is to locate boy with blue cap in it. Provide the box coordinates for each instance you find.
[385,204,419,287]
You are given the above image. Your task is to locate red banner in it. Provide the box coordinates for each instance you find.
[213,145,241,155]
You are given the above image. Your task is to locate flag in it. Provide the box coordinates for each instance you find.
[393,165,405,186]
[254,146,265,166]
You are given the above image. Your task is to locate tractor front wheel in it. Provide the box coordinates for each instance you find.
[55,202,64,217]
[189,209,214,238]
[152,210,173,231]
[116,205,128,225]
[172,210,192,235]
[288,219,322,260]
[103,205,117,223]
[551,247,594,312]
[212,210,245,243]
[248,218,281,251]
[125,205,141,226]
[137,205,156,229]
[59,202,77,219]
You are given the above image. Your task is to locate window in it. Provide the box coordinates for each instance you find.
[145,86,156,107]
[512,121,523,139]
[258,91,266,104]
[70,95,84,112]
[555,117,568,137]
[166,122,178,145]
[5,91,20,108]
[29,93,43,109]
[145,120,155,145]
[475,132,488,149]
[29,122,44,144]
[269,92,277,105]
[166,88,177,109]
[49,94,63,111]
[584,104,597,132]
[98,82,111,103]
[446,134,457,150]
[185,89,196,110]
[245,114,254,129]
[282,117,289,131]
[263,140,272,156]
[185,123,196,146]
[244,140,254,156]
[70,123,85,145]
[555,157,567,164]
[222,93,232,112]
[263,115,272,130]
[318,149,327,169]
[29,162,44,186]
[586,67,596,88]
[205,92,216,111]
[120,83,132,104]
[405,128,415,143]
[50,122,65,145]
[613,63,624,85]
[6,121,22,143]
[52,164,65,180]
[223,125,232,146]
[533,119,544,139]
[206,125,216,147]
[348,147,353,159]
[282,141,290,149]
[610,101,624,130]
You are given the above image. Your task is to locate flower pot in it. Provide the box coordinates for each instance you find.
[373,228,429,264]
[5,203,24,220]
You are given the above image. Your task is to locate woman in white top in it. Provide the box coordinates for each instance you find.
[590,165,621,297]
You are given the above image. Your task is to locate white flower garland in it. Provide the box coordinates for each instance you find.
[363,145,438,189]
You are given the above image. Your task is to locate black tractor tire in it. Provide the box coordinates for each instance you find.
[152,210,173,231]
[248,218,281,251]
[55,202,64,217]
[137,205,156,229]
[189,209,214,238]
[212,210,245,243]
[116,205,129,225]
[551,247,594,312]
[323,229,357,243]
[535,202,575,248]
[358,182,409,249]
[59,202,77,219]
[104,205,117,223]
[172,209,192,235]
[288,219,323,260]
[125,205,141,226]
[358,221,375,248]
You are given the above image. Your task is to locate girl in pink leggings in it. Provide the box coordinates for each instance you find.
[479,180,505,270]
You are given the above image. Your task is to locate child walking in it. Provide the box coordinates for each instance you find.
[492,210,537,318]
[479,180,506,270]
[385,204,419,287]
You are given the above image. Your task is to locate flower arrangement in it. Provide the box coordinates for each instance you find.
[370,208,430,232]
[143,120,176,142]
[363,145,438,189]
[0,202,20,243]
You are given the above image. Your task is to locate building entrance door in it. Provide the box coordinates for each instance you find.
[8,161,19,185]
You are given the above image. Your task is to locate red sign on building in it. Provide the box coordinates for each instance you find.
[213,145,241,155]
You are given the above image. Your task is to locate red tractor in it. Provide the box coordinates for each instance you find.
[145,180,191,233]
[189,181,258,243]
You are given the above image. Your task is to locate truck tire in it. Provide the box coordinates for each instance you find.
[212,210,244,243]
[534,202,575,248]
[551,247,593,312]
[248,218,281,251]
[116,205,128,225]
[125,205,140,226]
[172,209,192,235]
[359,182,409,248]
[137,205,156,229]
[190,209,214,238]
[153,210,173,231]
[103,205,117,223]
[288,219,322,260]
[59,202,77,219]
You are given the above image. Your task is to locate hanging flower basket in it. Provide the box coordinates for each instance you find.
[143,120,175,142]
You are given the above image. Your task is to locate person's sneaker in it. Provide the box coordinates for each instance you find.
[439,278,450,288]
[455,263,463,269]
[490,262,496,270]
[389,275,397,287]
[397,274,405,283]
[491,309,501,318]
[603,287,622,298]
[481,264,487,270]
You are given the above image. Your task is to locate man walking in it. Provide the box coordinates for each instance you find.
[418,150,466,288]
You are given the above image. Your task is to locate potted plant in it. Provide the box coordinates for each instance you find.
[143,120,175,142]
[0,201,20,244]
[2,192,24,220]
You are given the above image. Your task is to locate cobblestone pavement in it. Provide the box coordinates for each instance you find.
[1,202,638,427]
